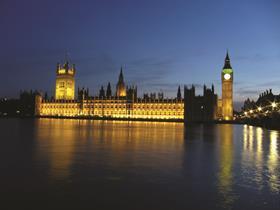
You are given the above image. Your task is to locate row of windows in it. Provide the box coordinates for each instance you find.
[41,110,183,116]
[41,107,183,112]
[85,101,126,104]
[83,105,127,109]
[46,105,184,110]
[43,105,78,109]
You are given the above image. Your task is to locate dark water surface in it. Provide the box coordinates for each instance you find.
[0,118,279,210]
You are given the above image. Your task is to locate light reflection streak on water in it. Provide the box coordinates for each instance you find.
[218,124,236,209]
[242,125,280,194]
[255,127,263,190]
[242,125,261,190]
[268,131,279,193]
[35,119,78,181]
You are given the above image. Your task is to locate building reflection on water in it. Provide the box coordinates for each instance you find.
[34,119,78,180]
[182,124,236,209]
[34,119,185,181]
[33,118,280,209]
[217,124,236,209]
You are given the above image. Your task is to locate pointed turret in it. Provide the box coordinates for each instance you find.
[106,82,112,97]
[99,86,105,98]
[118,66,124,83]
[177,86,182,99]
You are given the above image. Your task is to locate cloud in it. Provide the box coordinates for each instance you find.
[235,89,260,95]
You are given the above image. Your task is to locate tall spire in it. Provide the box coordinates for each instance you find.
[118,66,124,83]
[106,82,112,97]
[177,85,182,99]
[116,66,126,97]
[223,50,232,69]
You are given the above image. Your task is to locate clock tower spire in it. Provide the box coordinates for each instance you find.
[223,50,232,69]
[221,51,233,120]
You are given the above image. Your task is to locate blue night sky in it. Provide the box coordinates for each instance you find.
[0,0,280,109]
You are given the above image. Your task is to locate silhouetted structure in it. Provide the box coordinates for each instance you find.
[242,89,279,111]
[177,86,182,100]
[78,87,89,100]
[126,86,137,101]
[106,82,112,97]
[99,86,105,98]
[0,90,39,117]
[239,89,280,130]
[184,85,217,122]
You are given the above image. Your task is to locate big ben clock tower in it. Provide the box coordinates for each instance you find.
[221,51,233,120]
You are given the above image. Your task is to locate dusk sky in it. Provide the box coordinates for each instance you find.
[1,0,280,109]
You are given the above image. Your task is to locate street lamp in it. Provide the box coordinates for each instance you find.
[272,102,277,108]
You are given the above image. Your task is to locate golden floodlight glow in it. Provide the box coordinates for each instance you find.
[58,69,66,74]
[36,98,185,120]
[271,102,277,108]
[244,111,248,115]
[249,110,253,114]
[258,107,262,111]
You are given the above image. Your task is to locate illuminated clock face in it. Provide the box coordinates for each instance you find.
[224,73,231,80]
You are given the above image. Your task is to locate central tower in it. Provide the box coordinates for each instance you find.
[116,66,126,97]
[55,60,76,100]
[221,51,233,120]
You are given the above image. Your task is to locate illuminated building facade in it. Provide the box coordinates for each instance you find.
[220,52,234,120]
[34,55,231,121]
[37,97,184,119]
[36,97,184,120]
[35,63,184,120]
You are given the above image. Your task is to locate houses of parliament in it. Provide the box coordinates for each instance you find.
[35,53,234,122]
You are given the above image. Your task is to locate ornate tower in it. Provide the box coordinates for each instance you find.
[221,51,233,120]
[116,67,126,97]
[55,60,76,100]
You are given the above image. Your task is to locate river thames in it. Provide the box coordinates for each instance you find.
[0,118,279,209]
